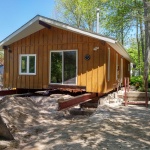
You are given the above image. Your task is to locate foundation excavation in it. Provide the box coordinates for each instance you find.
[0,77,149,112]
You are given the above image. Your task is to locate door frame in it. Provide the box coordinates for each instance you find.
[49,50,78,85]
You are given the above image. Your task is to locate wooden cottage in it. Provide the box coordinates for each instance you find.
[0,15,131,94]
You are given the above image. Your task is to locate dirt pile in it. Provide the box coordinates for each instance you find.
[0,96,40,129]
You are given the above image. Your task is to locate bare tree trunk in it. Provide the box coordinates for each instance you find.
[143,0,150,106]
[136,17,141,75]
[140,20,145,62]
[144,0,150,80]
[121,25,124,45]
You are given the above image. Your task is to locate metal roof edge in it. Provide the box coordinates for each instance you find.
[115,41,132,62]
[0,15,117,47]
[39,16,117,44]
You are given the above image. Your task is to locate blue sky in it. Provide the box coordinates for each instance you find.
[0,0,56,41]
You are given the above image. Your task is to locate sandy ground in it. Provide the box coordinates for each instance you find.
[0,93,150,150]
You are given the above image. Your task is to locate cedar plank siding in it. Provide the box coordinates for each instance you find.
[4,26,130,93]
[105,44,130,93]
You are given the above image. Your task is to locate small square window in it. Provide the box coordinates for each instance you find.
[19,54,36,75]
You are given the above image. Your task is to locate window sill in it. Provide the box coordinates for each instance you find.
[19,73,36,75]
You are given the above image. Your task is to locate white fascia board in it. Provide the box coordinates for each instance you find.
[0,15,117,49]
[39,17,116,44]
[116,42,132,62]
[107,41,132,62]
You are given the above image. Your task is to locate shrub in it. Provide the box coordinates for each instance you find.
[130,76,143,87]
[130,76,150,90]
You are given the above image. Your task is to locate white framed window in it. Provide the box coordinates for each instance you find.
[107,47,110,81]
[19,54,36,75]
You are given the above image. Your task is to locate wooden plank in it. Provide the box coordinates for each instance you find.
[81,42,88,87]
[92,42,99,93]
[86,41,93,92]
[112,50,116,82]
[118,52,121,81]
[97,43,102,93]
[29,34,35,89]
[82,35,88,43]
[77,34,83,43]
[21,38,26,88]
[109,47,113,87]
[38,31,43,89]
[13,42,18,88]
[17,40,22,88]
[67,30,73,49]
[25,37,30,89]
[103,43,107,93]
[57,44,62,51]
[52,27,57,45]
[9,44,13,88]
[39,29,44,45]
[3,49,7,87]
[62,30,67,45]
[33,32,39,89]
[42,30,48,88]
[48,44,52,84]
[29,46,34,89]
[72,32,78,44]
[80,35,88,86]
[77,43,82,86]
[47,28,52,45]
[57,28,63,44]
[43,28,48,45]
[68,31,73,44]
[34,45,39,88]
[29,34,34,89]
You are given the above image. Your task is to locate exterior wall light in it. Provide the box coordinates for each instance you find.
[93,47,99,51]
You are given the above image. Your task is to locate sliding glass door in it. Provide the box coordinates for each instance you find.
[50,50,77,85]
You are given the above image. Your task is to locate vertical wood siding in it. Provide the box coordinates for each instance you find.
[4,26,130,93]
[105,43,130,93]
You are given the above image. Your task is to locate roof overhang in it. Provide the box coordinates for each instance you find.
[107,42,132,62]
[0,15,131,62]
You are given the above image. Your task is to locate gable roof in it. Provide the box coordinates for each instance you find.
[0,15,131,61]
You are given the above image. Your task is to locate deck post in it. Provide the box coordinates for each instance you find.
[124,77,127,106]
[127,77,129,92]
[145,85,148,108]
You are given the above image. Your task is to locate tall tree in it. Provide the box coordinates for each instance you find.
[55,0,107,32]
[127,38,144,74]
[101,0,144,46]
[143,0,150,93]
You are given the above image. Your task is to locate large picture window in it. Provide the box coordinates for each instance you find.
[50,50,77,85]
[19,54,36,75]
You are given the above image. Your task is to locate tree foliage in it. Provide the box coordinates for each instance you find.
[127,39,144,73]
[143,0,150,91]
[55,0,107,32]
